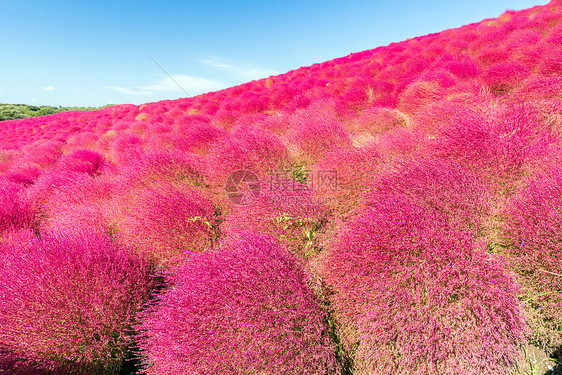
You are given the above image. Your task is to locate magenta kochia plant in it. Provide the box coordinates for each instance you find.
[431,103,553,184]
[320,193,526,375]
[138,232,341,375]
[370,158,491,232]
[206,124,289,187]
[0,179,34,233]
[0,228,154,374]
[482,61,529,96]
[222,176,329,258]
[285,99,351,164]
[118,183,218,263]
[55,148,107,176]
[502,167,562,352]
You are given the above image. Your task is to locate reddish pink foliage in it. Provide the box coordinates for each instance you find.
[398,79,446,114]
[55,148,107,176]
[138,233,340,375]
[320,193,526,374]
[503,168,562,351]
[442,56,481,79]
[118,183,217,263]
[116,150,206,190]
[0,179,34,233]
[431,103,553,182]
[0,2,559,372]
[173,120,227,154]
[206,125,289,186]
[354,106,409,135]
[482,61,530,95]
[39,175,114,233]
[20,140,64,168]
[369,158,491,232]
[312,144,382,217]
[285,99,351,163]
[223,176,330,258]
[0,229,154,373]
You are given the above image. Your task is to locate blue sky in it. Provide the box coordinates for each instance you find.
[0,0,550,107]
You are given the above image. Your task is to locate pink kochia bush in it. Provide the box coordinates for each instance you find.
[0,229,154,374]
[206,124,289,187]
[222,176,330,258]
[285,99,351,164]
[370,158,491,232]
[0,179,34,233]
[503,167,562,352]
[118,183,217,263]
[320,192,526,375]
[55,148,107,176]
[138,233,340,375]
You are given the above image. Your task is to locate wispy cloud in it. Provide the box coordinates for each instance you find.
[103,85,155,96]
[199,57,280,81]
[42,86,56,91]
[138,74,225,93]
[104,74,226,98]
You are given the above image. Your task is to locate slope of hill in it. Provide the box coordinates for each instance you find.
[1,1,562,374]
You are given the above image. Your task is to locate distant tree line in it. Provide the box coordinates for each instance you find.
[0,103,111,121]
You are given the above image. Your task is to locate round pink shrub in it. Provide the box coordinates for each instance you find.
[0,229,154,374]
[503,168,562,352]
[443,56,481,79]
[513,75,562,101]
[40,175,115,233]
[370,158,491,232]
[173,120,226,154]
[119,183,217,263]
[108,133,145,163]
[482,61,529,95]
[0,179,34,233]
[116,150,206,190]
[312,144,383,218]
[206,125,289,187]
[4,161,43,186]
[26,170,94,219]
[138,233,341,375]
[320,194,526,374]
[353,106,409,135]
[413,100,478,135]
[55,149,107,176]
[223,176,330,258]
[398,79,445,114]
[285,100,351,164]
[65,131,99,150]
[431,103,553,183]
[20,140,64,168]
[538,48,562,75]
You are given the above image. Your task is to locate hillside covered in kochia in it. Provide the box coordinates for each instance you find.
[1,1,562,374]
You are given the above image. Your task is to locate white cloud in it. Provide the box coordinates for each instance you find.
[31,98,37,103]
[137,74,225,94]
[42,86,56,91]
[70,88,80,92]
[199,57,280,82]
[0,88,4,91]
[104,85,155,96]
[104,74,226,98]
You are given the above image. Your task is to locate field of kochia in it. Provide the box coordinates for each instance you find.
[1,1,562,374]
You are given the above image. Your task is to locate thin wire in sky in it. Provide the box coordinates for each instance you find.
[147,53,191,97]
